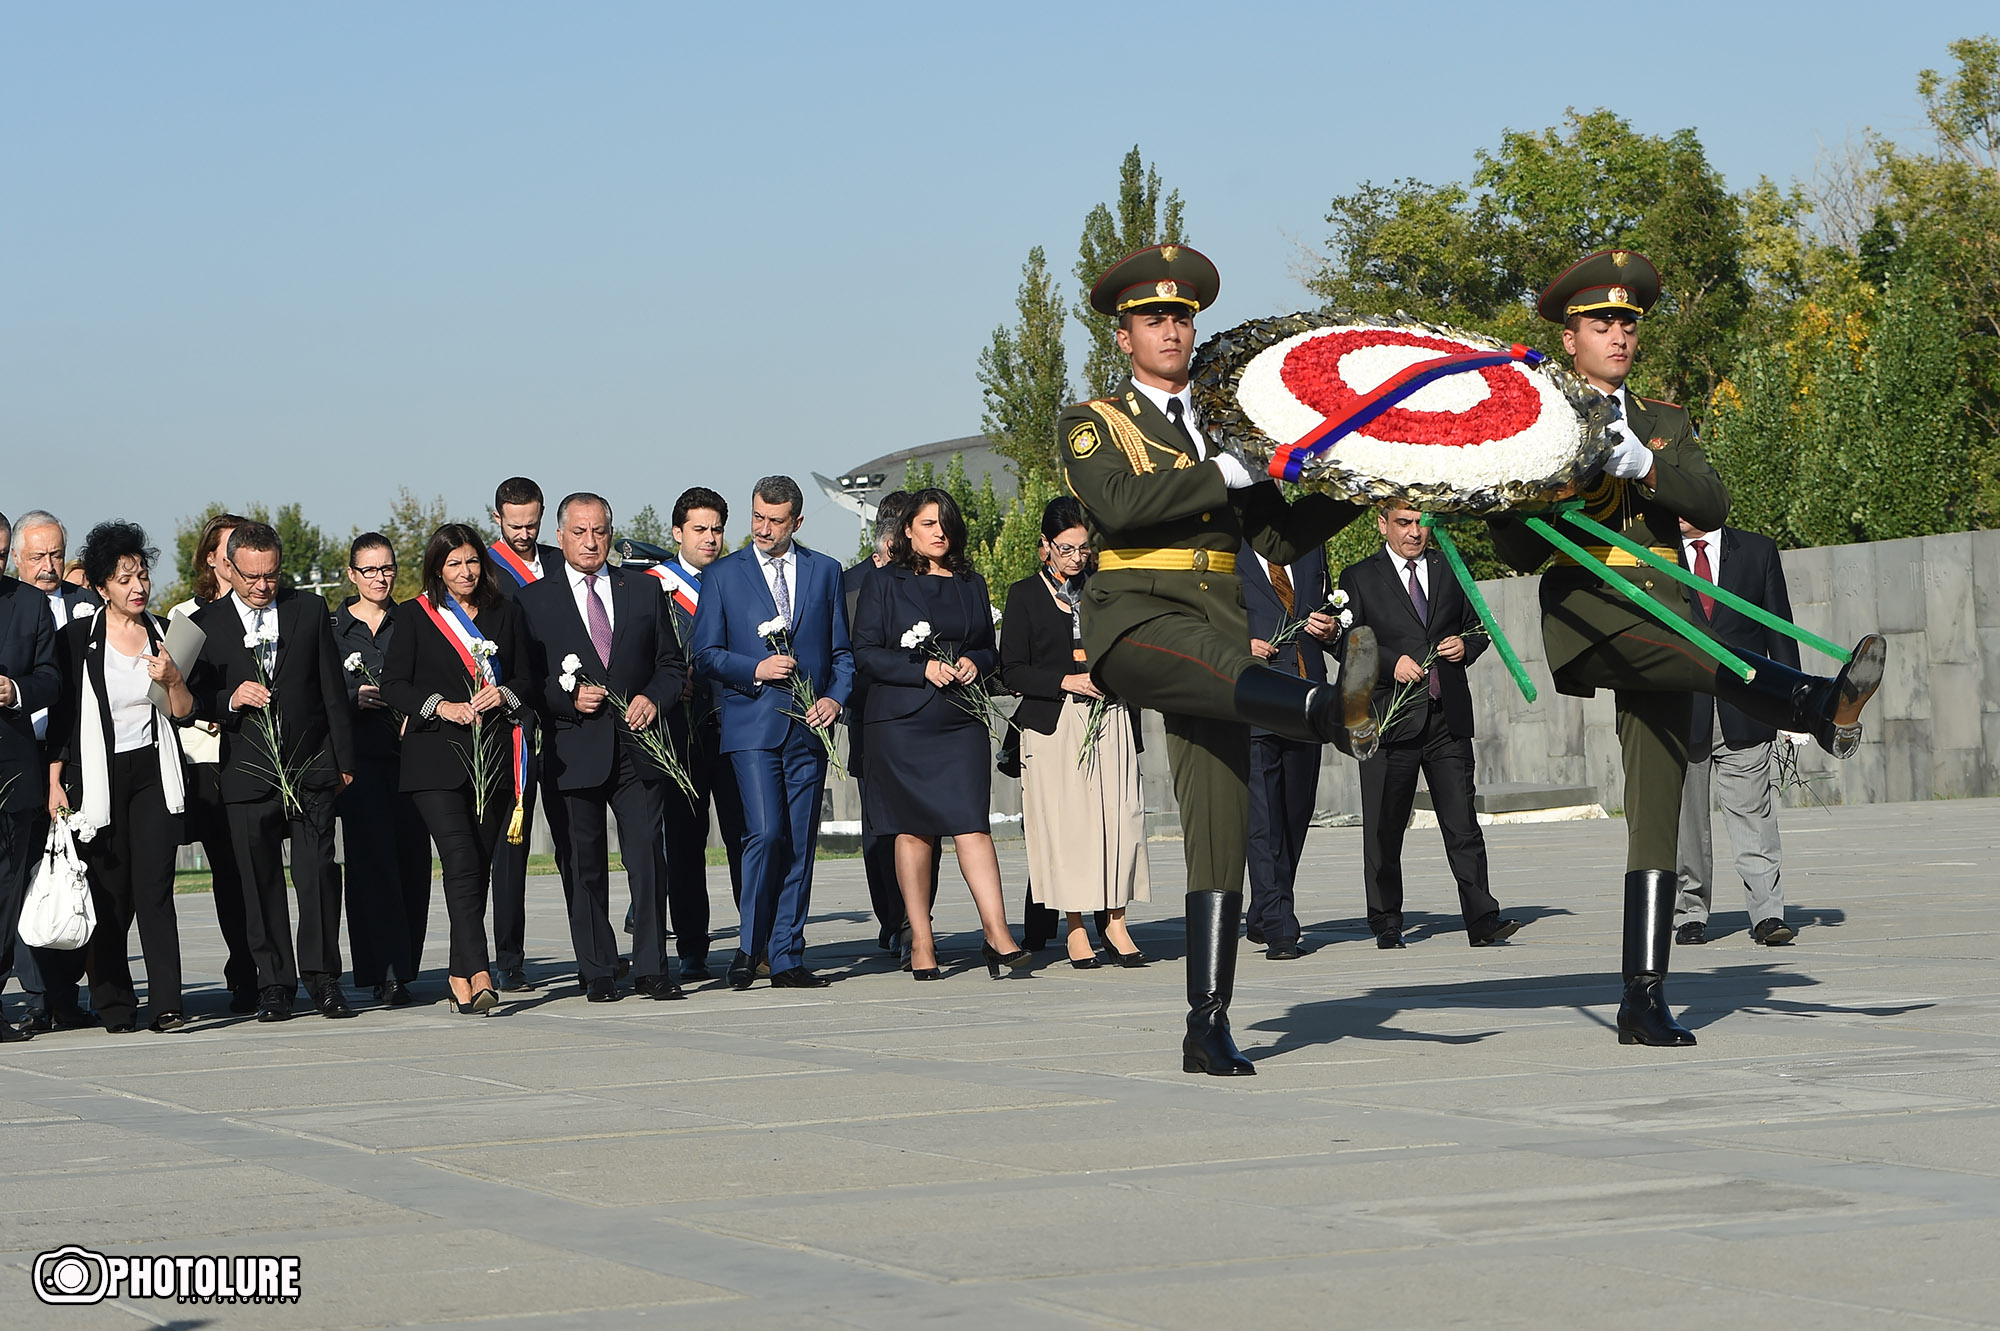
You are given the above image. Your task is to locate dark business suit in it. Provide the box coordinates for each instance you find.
[0,576,59,1031]
[1676,526,1799,929]
[16,582,100,1019]
[187,589,356,997]
[487,541,569,979]
[1240,545,1335,950]
[382,595,534,980]
[844,556,937,943]
[692,544,854,976]
[1339,546,1502,940]
[656,558,745,964]
[518,563,687,987]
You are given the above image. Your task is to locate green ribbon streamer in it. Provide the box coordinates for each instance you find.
[1557,508,1852,664]
[1523,513,1755,680]
[1420,516,1536,703]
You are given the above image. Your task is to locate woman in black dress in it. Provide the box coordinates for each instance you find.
[852,488,1027,980]
[381,524,533,1014]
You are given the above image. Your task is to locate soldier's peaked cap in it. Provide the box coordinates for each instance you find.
[1537,249,1661,324]
[1089,243,1221,317]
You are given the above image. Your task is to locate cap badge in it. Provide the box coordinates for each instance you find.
[1609,286,1630,306]
[1611,250,1631,268]
[1161,245,1180,263]
[1156,280,1179,299]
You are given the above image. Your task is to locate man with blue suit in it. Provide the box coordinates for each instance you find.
[1240,541,1339,960]
[691,476,853,990]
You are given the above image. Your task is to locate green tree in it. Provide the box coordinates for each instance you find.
[1075,146,1187,398]
[377,489,454,601]
[978,245,1071,488]
[618,503,668,548]
[980,471,1064,612]
[165,501,232,607]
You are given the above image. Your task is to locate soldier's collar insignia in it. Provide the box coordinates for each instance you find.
[1125,390,1142,417]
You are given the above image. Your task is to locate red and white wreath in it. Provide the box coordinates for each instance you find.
[1191,313,1612,512]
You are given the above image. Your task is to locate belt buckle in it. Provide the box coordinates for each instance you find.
[1191,549,1209,572]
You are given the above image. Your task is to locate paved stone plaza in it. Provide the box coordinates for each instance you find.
[3,796,1997,1329]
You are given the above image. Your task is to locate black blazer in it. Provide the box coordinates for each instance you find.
[380,595,533,793]
[517,562,687,791]
[0,576,59,813]
[1683,526,1800,747]
[999,572,1090,737]
[1239,543,1337,738]
[47,611,188,807]
[1337,547,1488,744]
[186,589,356,803]
[852,564,998,725]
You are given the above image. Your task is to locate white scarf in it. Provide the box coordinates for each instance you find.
[79,617,187,830]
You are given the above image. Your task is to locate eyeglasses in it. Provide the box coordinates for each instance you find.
[351,564,397,580]
[230,563,281,586]
[1048,542,1092,558]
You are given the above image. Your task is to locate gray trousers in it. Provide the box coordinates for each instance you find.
[1676,711,1785,926]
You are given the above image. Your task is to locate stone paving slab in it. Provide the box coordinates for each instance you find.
[1,796,1997,1327]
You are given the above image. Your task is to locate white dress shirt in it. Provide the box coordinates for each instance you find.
[1131,379,1206,460]
[566,562,615,632]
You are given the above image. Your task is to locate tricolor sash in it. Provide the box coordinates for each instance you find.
[415,593,528,840]
[649,560,700,618]
[488,541,542,588]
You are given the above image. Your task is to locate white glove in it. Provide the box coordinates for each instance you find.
[1214,453,1257,490]
[1605,427,1654,480]
[1780,730,1809,747]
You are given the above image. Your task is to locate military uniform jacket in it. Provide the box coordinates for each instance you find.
[1058,380,1364,670]
[1486,396,1729,694]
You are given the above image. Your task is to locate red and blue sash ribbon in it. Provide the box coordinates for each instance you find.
[488,541,540,588]
[1268,344,1547,482]
[414,593,525,812]
[649,560,700,618]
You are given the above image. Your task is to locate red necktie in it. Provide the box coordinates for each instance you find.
[1691,540,1716,619]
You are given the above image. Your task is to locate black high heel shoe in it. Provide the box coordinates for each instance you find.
[981,941,1032,979]
[911,966,942,981]
[1104,946,1149,968]
[1068,952,1101,970]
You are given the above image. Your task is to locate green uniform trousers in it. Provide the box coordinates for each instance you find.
[1558,625,1719,874]
[1095,611,1260,898]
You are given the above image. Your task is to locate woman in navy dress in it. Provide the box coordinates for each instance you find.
[852,488,1028,980]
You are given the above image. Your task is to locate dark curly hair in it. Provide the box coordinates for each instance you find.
[80,521,158,592]
[888,487,974,576]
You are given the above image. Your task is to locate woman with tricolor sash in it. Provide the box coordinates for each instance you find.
[381,523,533,1014]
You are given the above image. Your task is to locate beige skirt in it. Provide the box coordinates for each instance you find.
[1020,697,1150,912]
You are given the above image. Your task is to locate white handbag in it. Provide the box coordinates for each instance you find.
[18,816,96,951]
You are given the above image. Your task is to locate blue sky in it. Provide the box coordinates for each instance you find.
[4,2,1991,565]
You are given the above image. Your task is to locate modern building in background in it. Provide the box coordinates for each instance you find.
[814,433,1010,535]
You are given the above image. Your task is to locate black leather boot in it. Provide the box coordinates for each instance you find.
[1231,625,1380,759]
[1714,634,1885,758]
[1183,890,1255,1075]
[1616,869,1696,1047]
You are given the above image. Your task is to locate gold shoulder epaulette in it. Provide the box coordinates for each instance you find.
[1085,400,1157,474]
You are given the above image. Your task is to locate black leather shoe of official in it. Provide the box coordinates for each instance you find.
[586,976,620,1003]
[1752,917,1796,946]
[0,1018,31,1042]
[1676,921,1709,946]
[1376,929,1405,950]
[499,968,536,992]
[633,974,686,1000]
[1265,941,1303,960]
[256,986,293,1022]
[679,958,713,982]
[727,951,755,990]
[1469,917,1521,947]
[769,967,829,989]
[313,981,356,1020]
[149,1011,188,1033]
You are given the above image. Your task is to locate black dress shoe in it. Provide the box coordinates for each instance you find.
[1265,940,1304,960]
[0,1019,30,1042]
[149,1011,188,1033]
[726,950,755,989]
[1676,920,1709,946]
[499,968,536,992]
[586,976,620,1003]
[256,986,293,1022]
[1752,917,1796,946]
[633,974,686,1000]
[313,982,356,1020]
[1470,917,1522,947]
[372,980,414,1007]
[17,1012,53,1034]
[104,1019,138,1034]
[678,959,713,982]
[228,988,259,1015]
[769,967,829,988]
[1105,947,1149,967]
[1376,930,1406,950]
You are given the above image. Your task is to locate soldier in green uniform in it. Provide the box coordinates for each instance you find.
[1059,243,1381,1076]
[1488,250,1887,1047]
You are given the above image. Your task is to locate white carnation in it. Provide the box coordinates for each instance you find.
[343,652,363,672]
[559,672,577,693]
[1330,589,1350,609]
[756,616,787,638]
[561,653,582,674]
[1339,609,1355,629]
[243,632,259,649]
